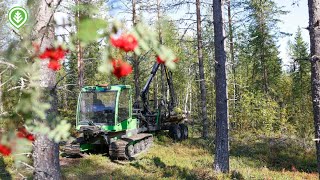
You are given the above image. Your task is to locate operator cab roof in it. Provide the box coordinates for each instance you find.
[81,84,131,92]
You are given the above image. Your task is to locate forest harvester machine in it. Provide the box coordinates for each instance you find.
[62,62,189,159]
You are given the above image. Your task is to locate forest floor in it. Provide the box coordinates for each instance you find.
[0,132,318,180]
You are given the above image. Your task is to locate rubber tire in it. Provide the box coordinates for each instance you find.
[179,124,188,140]
[169,124,182,141]
[126,144,134,158]
[134,143,140,154]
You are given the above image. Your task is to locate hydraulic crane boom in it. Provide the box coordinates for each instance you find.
[164,65,177,111]
[140,62,176,115]
[140,62,159,114]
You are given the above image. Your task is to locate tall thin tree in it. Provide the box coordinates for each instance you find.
[77,0,84,88]
[196,0,209,139]
[132,0,141,101]
[213,0,229,173]
[227,0,237,123]
[308,0,320,176]
[32,0,62,179]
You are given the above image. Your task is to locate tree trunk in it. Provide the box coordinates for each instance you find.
[132,0,140,101]
[77,41,83,88]
[308,0,320,177]
[77,0,84,88]
[157,0,166,111]
[213,0,229,173]
[0,73,2,113]
[32,0,61,179]
[227,0,236,123]
[196,0,209,139]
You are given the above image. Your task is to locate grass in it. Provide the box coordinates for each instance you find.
[61,133,318,180]
[0,132,318,179]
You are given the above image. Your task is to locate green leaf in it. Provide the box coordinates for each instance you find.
[78,18,108,44]
[134,46,142,56]
[48,120,71,143]
[14,138,33,168]
[98,50,113,74]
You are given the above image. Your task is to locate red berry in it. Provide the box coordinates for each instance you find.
[156,56,178,64]
[17,127,35,142]
[110,34,138,52]
[48,60,61,71]
[38,46,67,71]
[112,59,133,79]
[26,134,35,142]
[0,144,11,156]
[39,46,67,61]
[156,56,165,64]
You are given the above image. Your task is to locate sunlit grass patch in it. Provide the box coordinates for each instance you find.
[0,133,315,180]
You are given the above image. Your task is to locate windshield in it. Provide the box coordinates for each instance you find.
[79,91,117,125]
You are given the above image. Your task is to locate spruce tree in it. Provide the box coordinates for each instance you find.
[288,28,312,138]
[246,0,283,94]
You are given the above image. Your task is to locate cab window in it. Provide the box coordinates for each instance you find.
[118,89,130,123]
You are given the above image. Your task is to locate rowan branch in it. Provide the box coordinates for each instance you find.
[18,160,35,170]
[0,60,16,68]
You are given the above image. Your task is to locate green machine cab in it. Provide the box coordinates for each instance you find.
[64,63,189,159]
[76,85,137,132]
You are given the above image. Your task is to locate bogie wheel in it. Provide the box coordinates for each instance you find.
[143,139,149,149]
[139,141,145,152]
[147,137,153,148]
[126,144,134,158]
[179,124,188,140]
[169,124,182,141]
[134,142,141,154]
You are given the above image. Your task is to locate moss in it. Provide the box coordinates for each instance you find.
[60,135,318,180]
[0,134,318,180]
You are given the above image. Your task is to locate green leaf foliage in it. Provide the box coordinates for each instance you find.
[78,18,108,44]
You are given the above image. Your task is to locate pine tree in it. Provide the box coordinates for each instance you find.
[213,0,229,173]
[196,0,208,139]
[32,0,62,179]
[307,0,320,176]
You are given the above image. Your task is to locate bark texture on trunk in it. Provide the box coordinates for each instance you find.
[32,0,61,179]
[308,0,320,176]
[196,0,208,139]
[33,130,60,180]
[0,73,2,113]
[213,0,229,173]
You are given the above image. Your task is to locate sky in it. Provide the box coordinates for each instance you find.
[107,0,310,70]
[274,0,309,69]
[5,0,310,70]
